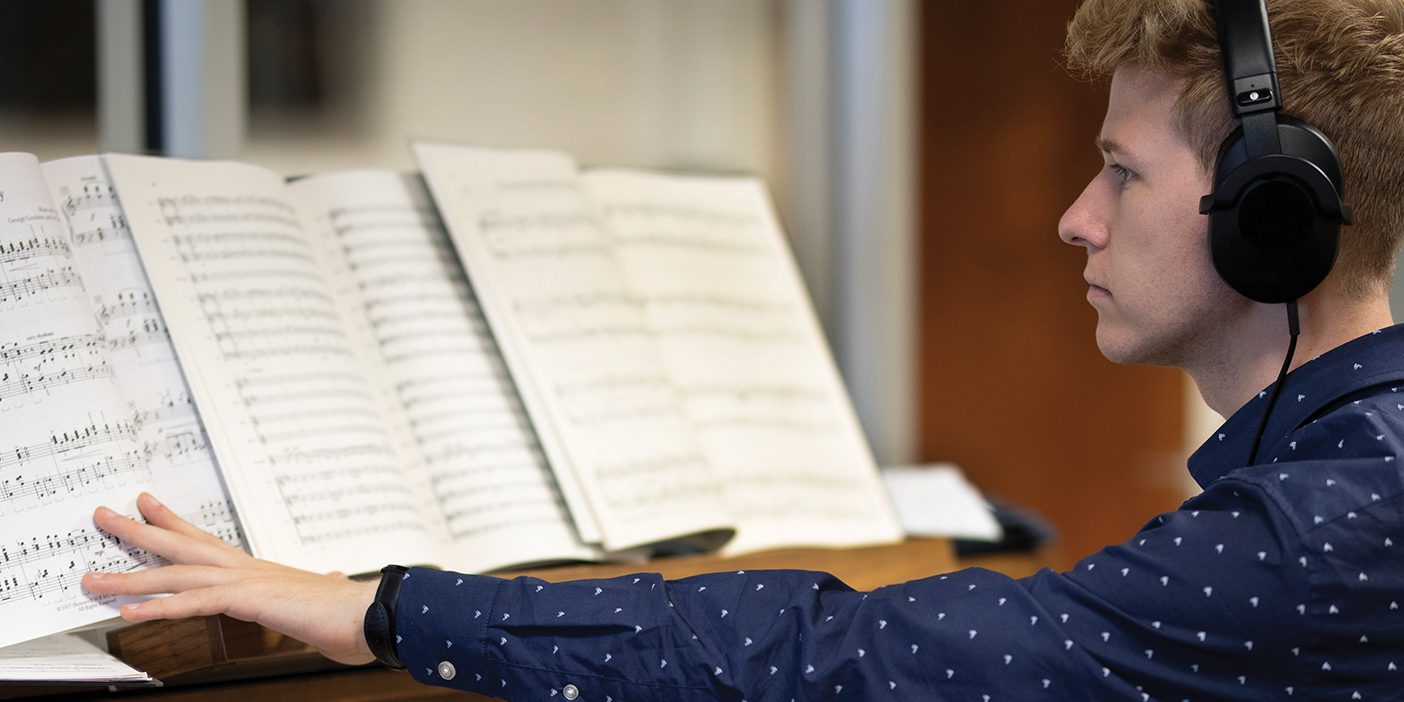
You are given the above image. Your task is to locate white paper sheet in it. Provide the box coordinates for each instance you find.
[414,144,732,551]
[880,464,1002,542]
[104,154,437,573]
[0,633,152,684]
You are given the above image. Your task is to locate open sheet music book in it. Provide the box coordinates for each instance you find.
[0,147,901,651]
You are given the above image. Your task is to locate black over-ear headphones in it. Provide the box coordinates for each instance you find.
[1200,0,1353,304]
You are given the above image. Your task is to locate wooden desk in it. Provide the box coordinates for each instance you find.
[5,539,1054,701]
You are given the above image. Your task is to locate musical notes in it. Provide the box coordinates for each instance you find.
[104,153,433,573]
[601,201,769,255]
[0,235,72,265]
[0,154,159,649]
[586,169,904,551]
[60,181,117,216]
[0,501,241,609]
[415,144,733,550]
[0,268,83,305]
[294,170,592,564]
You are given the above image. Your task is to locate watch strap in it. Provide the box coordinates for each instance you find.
[364,565,409,670]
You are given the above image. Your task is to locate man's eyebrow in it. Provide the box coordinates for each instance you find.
[1095,136,1124,155]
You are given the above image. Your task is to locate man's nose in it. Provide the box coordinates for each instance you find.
[1057,178,1107,251]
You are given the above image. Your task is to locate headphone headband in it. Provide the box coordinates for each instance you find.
[1215,0,1283,154]
[1216,0,1282,115]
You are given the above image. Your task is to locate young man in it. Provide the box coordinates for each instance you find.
[83,0,1404,699]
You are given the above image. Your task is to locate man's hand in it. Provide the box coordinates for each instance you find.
[83,493,380,666]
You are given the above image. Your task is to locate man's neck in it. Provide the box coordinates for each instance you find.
[1189,292,1395,418]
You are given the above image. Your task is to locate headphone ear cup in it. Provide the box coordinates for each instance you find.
[1206,119,1346,304]
[1209,177,1339,303]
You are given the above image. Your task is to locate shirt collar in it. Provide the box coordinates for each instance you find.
[1188,323,1404,488]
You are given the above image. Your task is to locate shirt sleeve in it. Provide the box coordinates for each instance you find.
[393,479,1311,701]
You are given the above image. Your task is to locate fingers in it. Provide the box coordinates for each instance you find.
[83,564,246,597]
[93,506,244,568]
[135,493,243,554]
[116,584,242,623]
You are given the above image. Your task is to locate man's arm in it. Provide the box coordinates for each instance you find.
[88,481,1309,701]
[379,477,1313,701]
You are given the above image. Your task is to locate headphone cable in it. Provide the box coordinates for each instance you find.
[1248,301,1301,465]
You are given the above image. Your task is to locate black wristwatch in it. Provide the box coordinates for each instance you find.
[364,565,409,670]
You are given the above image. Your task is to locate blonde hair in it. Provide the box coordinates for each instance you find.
[1065,0,1404,298]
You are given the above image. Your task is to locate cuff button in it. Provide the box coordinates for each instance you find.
[562,683,580,700]
[437,661,456,681]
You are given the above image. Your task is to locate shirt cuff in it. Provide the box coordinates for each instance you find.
[395,566,505,694]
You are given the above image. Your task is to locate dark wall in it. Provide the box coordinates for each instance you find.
[917,1,1192,567]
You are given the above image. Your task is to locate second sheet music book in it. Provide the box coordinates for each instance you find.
[0,145,902,649]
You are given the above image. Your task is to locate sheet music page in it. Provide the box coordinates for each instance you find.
[583,170,903,553]
[0,153,169,649]
[0,633,152,684]
[414,144,732,551]
[288,170,596,570]
[41,156,242,547]
[103,154,436,573]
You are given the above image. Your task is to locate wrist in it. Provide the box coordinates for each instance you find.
[351,578,379,665]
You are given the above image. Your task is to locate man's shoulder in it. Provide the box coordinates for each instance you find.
[1218,390,1404,538]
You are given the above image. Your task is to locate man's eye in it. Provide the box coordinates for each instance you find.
[1108,163,1135,184]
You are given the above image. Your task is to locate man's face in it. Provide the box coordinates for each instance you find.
[1058,66,1245,367]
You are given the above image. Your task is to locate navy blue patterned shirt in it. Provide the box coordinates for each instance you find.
[395,325,1404,701]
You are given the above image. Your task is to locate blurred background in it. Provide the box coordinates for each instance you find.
[7,0,1399,569]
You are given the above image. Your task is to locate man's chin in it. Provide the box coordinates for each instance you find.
[1095,326,1154,366]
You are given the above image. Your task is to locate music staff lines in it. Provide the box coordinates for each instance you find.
[395,371,514,406]
[95,290,156,324]
[602,202,759,228]
[256,419,387,446]
[199,304,341,326]
[212,323,347,344]
[0,420,137,472]
[0,268,83,304]
[422,439,543,467]
[0,334,103,365]
[0,365,113,404]
[617,233,769,256]
[368,303,477,330]
[174,246,318,266]
[266,442,397,467]
[525,323,802,346]
[69,217,130,247]
[223,347,344,367]
[514,291,793,316]
[411,415,525,448]
[189,268,325,285]
[0,502,239,606]
[250,403,382,430]
[61,184,118,216]
[360,282,472,313]
[335,232,452,255]
[355,272,469,296]
[404,394,521,422]
[131,392,199,429]
[381,340,484,365]
[157,194,299,229]
[327,203,439,222]
[235,372,372,406]
[0,452,150,510]
[196,286,334,307]
[0,236,71,265]
[346,251,460,273]
[104,318,170,354]
[279,481,415,508]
